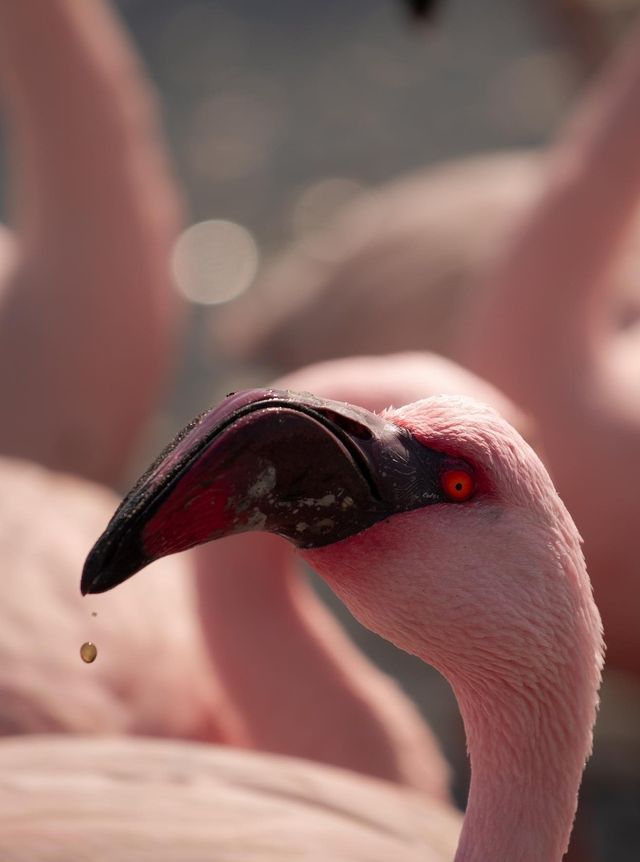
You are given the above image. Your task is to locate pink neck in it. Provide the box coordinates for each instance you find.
[451,681,589,862]
[194,533,448,795]
[0,0,163,237]
[463,16,640,405]
[195,534,387,759]
[302,511,601,862]
[427,606,598,862]
[0,0,181,484]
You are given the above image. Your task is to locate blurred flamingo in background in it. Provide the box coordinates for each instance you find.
[0,0,221,741]
[213,151,543,373]
[0,0,454,799]
[462,13,640,679]
[77,389,603,862]
[211,2,640,382]
[0,455,244,744]
[213,145,639,380]
[543,0,640,73]
[0,0,184,487]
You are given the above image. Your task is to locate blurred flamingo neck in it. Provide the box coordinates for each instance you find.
[462,17,640,403]
[195,534,356,733]
[193,533,454,795]
[194,534,320,744]
[195,533,303,659]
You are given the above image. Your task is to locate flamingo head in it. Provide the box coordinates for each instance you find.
[81,389,600,687]
[81,388,602,862]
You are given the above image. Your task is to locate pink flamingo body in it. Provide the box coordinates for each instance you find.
[0,734,460,862]
[215,151,543,372]
[80,390,603,861]
[0,456,238,742]
[214,151,638,377]
[0,0,183,485]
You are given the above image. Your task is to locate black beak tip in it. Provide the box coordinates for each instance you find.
[80,548,110,595]
[80,530,149,595]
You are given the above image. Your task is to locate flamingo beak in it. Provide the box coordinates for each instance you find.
[81,389,452,595]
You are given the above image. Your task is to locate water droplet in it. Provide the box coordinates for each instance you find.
[80,642,98,663]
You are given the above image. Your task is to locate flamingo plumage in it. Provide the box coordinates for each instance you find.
[0,0,183,486]
[0,456,240,742]
[80,389,603,862]
[0,0,245,748]
[0,735,460,862]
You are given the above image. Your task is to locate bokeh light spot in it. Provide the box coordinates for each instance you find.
[172,220,259,305]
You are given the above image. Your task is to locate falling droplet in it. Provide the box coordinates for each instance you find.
[80,642,98,663]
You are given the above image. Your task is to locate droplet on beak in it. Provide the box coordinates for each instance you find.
[80,642,98,663]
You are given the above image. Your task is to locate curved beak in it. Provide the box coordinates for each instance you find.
[81,389,453,595]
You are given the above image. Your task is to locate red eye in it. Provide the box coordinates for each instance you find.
[441,469,475,502]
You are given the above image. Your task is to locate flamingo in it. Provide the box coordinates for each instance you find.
[0,2,450,790]
[0,452,446,797]
[0,0,241,745]
[0,0,183,486]
[80,388,603,861]
[0,735,461,862]
[212,151,543,373]
[4,350,523,796]
[194,352,526,793]
[6,352,519,798]
[0,455,242,742]
[461,12,640,677]
[545,0,640,73]
[210,2,640,380]
[0,5,452,787]
[213,144,639,378]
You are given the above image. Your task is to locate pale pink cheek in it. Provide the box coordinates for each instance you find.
[302,535,397,619]
[301,544,350,587]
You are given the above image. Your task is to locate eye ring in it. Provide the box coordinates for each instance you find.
[441,469,475,502]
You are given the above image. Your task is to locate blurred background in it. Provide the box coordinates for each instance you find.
[1,1,639,860]
[100,0,623,425]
